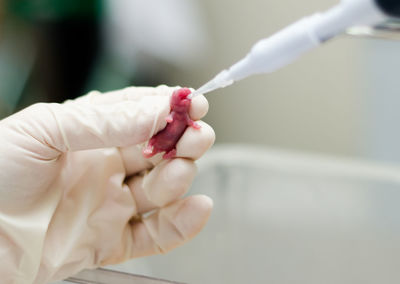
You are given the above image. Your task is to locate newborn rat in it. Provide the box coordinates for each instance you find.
[143,88,201,159]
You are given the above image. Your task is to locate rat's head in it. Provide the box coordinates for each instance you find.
[170,88,192,112]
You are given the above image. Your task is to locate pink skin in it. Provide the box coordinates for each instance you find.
[143,88,201,159]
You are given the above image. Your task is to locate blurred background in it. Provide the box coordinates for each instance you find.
[1,0,400,163]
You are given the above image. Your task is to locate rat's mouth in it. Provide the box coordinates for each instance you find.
[177,88,191,100]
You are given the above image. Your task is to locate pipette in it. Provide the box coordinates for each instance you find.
[189,0,399,99]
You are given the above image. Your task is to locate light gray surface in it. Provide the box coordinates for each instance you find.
[107,146,400,284]
[361,39,400,163]
[59,268,181,284]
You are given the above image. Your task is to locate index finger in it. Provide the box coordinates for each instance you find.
[189,94,209,120]
[73,85,177,105]
[79,86,209,121]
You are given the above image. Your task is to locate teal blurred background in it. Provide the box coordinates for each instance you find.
[1,0,400,163]
[0,0,102,112]
[0,0,210,115]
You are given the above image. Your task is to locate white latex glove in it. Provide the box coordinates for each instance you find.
[0,85,215,284]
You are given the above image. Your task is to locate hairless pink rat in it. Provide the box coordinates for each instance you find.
[143,88,201,159]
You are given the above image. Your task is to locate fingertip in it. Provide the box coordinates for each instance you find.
[188,194,214,212]
[176,195,213,239]
[129,194,213,257]
[163,158,197,190]
[190,94,209,120]
[176,121,215,160]
[140,158,197,208]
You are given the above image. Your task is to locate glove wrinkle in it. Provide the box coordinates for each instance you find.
[48,104,71,153]
[161,209,187,243]
[141,218,165,254]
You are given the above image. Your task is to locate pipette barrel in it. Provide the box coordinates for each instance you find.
[191,0,389,97]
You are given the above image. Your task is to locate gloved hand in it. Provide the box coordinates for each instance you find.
[0,85,215,284]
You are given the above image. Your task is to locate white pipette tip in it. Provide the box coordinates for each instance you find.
[188,70,234,99]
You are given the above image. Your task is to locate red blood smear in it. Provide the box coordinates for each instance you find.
[143,88,201,159]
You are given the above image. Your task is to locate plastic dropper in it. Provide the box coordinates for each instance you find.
[189,0,394,99]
